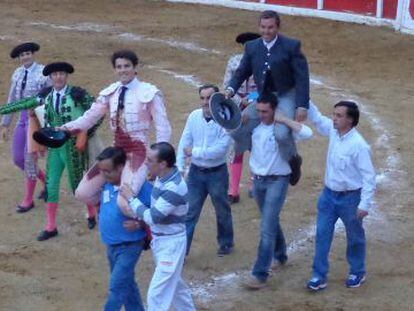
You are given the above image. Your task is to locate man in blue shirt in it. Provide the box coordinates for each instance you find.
[97,146,152,311]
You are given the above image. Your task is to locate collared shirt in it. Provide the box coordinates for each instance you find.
[177,108,231,172]
[308,103,376,211]
[99,183,148,246]
[118,76,138,101]
[52,85,68,113]
[24,62,36,73]
[250,122,312,176]
[2,62,49,127]
[263,36,278,50]
[130,167,188,236]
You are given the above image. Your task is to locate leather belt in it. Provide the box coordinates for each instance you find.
[191,163,226,173]
[326,187,361,195]
[253,174,289,181]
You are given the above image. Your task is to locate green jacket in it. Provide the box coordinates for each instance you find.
[45,85,101,192]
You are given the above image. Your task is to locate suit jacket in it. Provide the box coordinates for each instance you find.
[229,35,310,109]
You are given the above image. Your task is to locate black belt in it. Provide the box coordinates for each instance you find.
[110,240,144,248]
[326,187,361,195]
[253,174,289,181]
[191,163,225,173]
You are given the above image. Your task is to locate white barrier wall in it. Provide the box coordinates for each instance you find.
[168,0,414,34]
[400,0,414,33]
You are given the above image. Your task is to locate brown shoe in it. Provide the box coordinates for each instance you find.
[289,154,302,186]
[243,275,267,290]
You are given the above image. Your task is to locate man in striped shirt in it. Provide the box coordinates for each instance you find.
[120,142,196,311]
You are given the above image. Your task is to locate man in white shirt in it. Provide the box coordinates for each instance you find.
[244,92,313,289]
[306,101,376,291]
[177,84,234,257]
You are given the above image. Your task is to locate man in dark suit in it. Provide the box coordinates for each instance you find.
[225,10,310,185]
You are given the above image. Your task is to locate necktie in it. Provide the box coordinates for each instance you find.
[20,70,28,97]
[55,92,61,113]
[116,86,128,128]
[118,86,128,110]
[205,117,212,123]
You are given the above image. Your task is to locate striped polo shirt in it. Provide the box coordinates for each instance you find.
[130,167,188,236]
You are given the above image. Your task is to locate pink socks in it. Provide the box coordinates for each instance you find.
[86,203,97,218]
[229,154,244,196]
[20,178,37,207]
[46,202,58,231]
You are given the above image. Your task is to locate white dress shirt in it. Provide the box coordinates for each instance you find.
[52,85,68,113]
[250,122,313,176]
[263,36,278,50]
[177,109,231,172]
[308,103,376,211]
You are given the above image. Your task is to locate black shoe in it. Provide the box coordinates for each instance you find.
[289,154,302,186]
[228,195,240,204]
[217,245,234,257]
[16,202,35,213]
[87,216,97,230]
[37,229,58,241]
[37,189,47,201]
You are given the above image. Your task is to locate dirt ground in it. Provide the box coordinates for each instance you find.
[0,0,413,310]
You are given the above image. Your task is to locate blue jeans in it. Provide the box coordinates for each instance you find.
[105,242,145,311]
[252,176,289,281]
[186,164,234,255]
[312,187,366,281]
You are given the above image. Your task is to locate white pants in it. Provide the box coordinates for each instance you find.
[148,232,196,311]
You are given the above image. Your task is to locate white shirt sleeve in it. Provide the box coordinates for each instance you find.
[307,101,333,137]
[356,145,376,211]
[150,92,172,143]
[177,114,193,172]
[191,128,231,161]
[293,123,313,141]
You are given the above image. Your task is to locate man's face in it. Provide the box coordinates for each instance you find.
[257,102,275,124]
[50,71,68,90]
[98,159,124,185]
[146,149,163,178]
[199,87,215,118]
[114,58,136,85]
[18,51,35,68]
[333,106,353,132]
[259,18,279,42]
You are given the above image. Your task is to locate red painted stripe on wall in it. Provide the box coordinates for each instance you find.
[266,0,317,9]
[383,0,398,19]
[324,0,377,16]
[410,0,414,19]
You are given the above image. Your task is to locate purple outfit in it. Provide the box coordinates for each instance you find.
[2,62,49,178]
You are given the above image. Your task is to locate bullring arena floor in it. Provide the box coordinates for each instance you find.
[0,0,413,310]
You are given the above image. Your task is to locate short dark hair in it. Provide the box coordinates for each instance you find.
[150,142,176,168]
[198,83,219,94]
[111,50,139,68]
[259,10,281,27]
[257,92,278,110]
[96,146,127,167]
[334,101,360,127]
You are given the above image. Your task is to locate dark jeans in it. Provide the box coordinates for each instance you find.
[104,241,145,311]
[186,164,234,255]
[252,176,290,281]
[312,187,365,281]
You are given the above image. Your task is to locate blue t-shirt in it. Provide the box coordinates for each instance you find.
[99,181,153,246]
